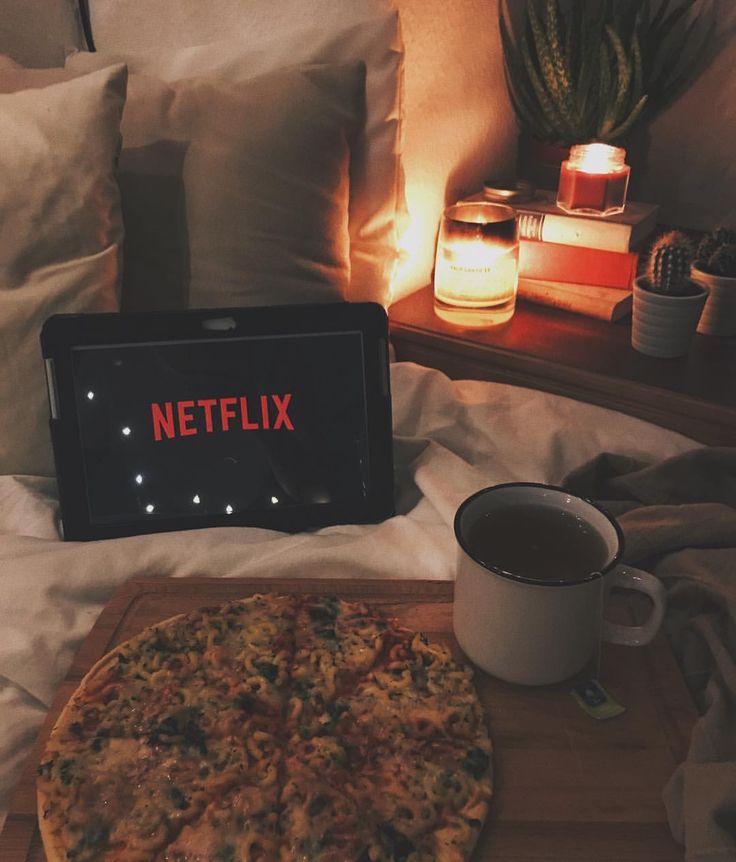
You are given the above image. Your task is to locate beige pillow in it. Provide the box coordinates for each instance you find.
[64,55,364,311]
[0,63,127,477]
[0,0,84,68]
[67,10,405,306]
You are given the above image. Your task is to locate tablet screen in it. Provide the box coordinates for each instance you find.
[71,331,369,524]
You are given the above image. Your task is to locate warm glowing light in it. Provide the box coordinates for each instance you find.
[135,474,143,485]
[569,143,625,174]
[86,391,95,400]
[145,503,154,513]
[389,179,443,304]
[225,504,233,514]
[121,426,131,437]
[391,219,426,303]
[557,144,630,216]
[192,494,201,505]
[433,203,518,327]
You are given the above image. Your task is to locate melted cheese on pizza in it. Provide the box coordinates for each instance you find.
[37,594,491,862]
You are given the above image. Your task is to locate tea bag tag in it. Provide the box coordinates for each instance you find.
[571,679,626,720]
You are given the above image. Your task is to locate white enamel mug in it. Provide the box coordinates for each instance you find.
[453,483,666,686]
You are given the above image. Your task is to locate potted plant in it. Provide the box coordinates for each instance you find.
[499,0,715,187]
[631,231,708,358]
[690,227,736,336]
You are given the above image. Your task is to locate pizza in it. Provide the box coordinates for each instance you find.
[37,593,492,862]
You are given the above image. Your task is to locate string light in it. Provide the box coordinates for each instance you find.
[121,426,132,437]
[145,503,155,514]
[192,494,201,505]
[135,474,143,485]
[225,504,233,515]
[86,391,95,401]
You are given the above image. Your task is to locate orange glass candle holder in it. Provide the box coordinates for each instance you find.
[557,143,630,217]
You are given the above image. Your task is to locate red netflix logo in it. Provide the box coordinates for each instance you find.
[151,394,294,441]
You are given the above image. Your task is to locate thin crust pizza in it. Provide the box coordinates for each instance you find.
[37,594,492,862]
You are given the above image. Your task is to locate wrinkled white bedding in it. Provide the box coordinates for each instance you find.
[0,362,699,827]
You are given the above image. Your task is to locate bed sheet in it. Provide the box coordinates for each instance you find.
[0,361,699,828]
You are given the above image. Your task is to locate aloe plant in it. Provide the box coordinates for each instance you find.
[500,0,716,145]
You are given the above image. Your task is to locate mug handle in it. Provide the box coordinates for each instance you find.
[601,565,666,647]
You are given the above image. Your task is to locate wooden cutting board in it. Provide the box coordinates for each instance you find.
[1,576,696,862]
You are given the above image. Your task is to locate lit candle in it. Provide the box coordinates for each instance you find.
[433,203,519,327]
[556,143,630,217]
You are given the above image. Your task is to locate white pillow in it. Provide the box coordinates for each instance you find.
[0,0,85,68]
[67,9,405,306]
[0,63,127,477]
[64,56,364,311]
[86,0,388,52]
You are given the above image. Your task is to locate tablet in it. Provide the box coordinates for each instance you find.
[41,303,394,540]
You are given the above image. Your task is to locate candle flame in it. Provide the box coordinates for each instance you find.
[572,143,626,174]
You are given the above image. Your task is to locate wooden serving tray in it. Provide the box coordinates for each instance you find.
[1,577,696,861]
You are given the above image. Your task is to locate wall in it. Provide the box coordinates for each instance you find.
[390,0,518,300]
[636,2,736,232]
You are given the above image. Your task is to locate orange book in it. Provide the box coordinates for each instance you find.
[518,239,638,290]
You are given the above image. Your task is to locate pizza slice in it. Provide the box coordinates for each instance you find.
[37,594,297,862]
[286,595,389,741]
[334,624,492,862]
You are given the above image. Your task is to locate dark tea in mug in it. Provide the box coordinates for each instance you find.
[466,503,609,582]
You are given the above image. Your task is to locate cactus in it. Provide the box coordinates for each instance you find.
[646,231,695,296]
[695,227,736,277]
[708,244,736,278]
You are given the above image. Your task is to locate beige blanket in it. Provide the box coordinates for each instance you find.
[566,448,736,862]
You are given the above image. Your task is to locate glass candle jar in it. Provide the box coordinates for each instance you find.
[557,143,630,217]
[433,202,519,327]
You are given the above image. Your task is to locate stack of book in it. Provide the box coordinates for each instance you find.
[513,190,658,321]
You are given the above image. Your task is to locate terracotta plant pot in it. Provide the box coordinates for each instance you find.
[690,265,736,336]
[631,276,708,358]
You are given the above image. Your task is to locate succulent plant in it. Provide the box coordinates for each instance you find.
[646,231,695,295]
[706,244,736,278]
[500,0,716,145]
[695,227,736,278]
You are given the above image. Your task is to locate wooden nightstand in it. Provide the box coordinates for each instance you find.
[389,285,736,445]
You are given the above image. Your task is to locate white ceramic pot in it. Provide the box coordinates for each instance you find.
[690,265,736,336]
[631,275,708,358]
[453,483,666,687]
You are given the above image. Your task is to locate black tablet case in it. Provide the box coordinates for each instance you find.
[41,303,394,540]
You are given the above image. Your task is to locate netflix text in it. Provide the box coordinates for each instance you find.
[151,394,294,442]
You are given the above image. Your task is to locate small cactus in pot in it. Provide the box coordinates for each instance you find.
[645,231,696,295]
[695,227,736,278]
[691,226,736,335]
[708,244,736,278]
[632,231,708,358]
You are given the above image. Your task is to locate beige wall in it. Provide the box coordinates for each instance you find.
[636,4,736,232]
[390,0,518,300]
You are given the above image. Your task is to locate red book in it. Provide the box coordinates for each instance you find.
[518,239,638,290]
